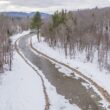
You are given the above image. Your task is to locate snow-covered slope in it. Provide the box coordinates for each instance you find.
[31,35,110,96]
[0,31,81,110]
[0,32,45,110]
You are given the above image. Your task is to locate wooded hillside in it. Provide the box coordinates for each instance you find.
[0,15,30,72]
[41,7,110,71]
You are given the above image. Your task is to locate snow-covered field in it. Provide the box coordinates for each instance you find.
[1,31,110,110]
[17,32,81,110]
[19,52,81,110]
[31,35,110,98]
[0,32,45,110]
[28,42,110,109]
[0,31,81,110]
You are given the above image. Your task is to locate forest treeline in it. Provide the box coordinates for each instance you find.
[0,15,30,72]
[40,7,110,71]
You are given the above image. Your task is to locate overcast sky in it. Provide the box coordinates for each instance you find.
[0,0,110,13]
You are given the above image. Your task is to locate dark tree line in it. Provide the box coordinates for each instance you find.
[31,11,42,42]
[0,15,31,73]
[0,15,13,72]
[41,7,110,71]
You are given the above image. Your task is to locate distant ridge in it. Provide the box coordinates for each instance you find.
[0,12,50,19]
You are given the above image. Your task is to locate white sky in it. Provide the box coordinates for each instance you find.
[0,0,110,13]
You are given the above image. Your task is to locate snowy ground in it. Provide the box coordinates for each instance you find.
[18,51,81,110]
[17,32,81,110]
[1,31,109,110]
[0,31,45,110]
[0,31,81,110]
[31,35,110,101]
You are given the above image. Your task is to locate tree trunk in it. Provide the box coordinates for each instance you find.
[37,28,40,42]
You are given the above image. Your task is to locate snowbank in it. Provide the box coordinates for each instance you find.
[18,45,81,110]
[31,35,110,97]
[0,32,45,110]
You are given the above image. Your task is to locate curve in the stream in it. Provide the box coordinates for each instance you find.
[18,34,106,110]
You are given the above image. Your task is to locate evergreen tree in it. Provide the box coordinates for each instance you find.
[31,11,42,42]
[52,10,66,28]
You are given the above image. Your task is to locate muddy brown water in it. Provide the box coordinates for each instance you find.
[18,34,107,110]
